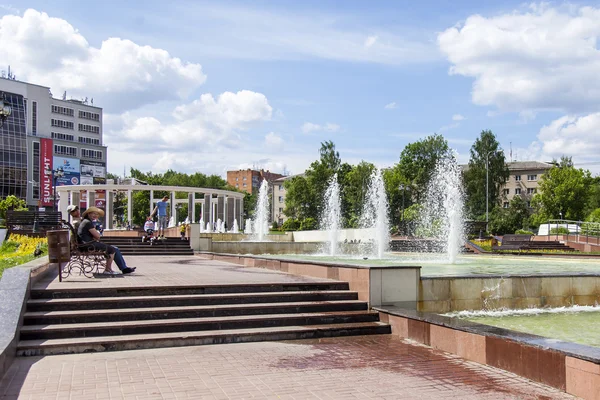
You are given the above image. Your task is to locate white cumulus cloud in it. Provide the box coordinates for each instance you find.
[265,132,284,150]
[106,90,272,151]
[537,112,600,160]
[364,35,378,48]
[301,122,340,134]
[384,102,397,110]
[0,9,206,111]
[438,5,600,114]
[452,114,465,121]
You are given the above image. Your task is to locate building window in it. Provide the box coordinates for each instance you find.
[515,175,521,181]
[54,145,77,157]
[503,189,510,195]
[78,136,100,145]
[279,207,283,213]
[52,132,75,141]
[503,202,509,208]
[52,105,74,116]
[527,188,537,194]
[235,177,238,181]
[32,101,37,135]
[527,174,537,181]
[235,184,239,187]
[81,148,103,160]
[527,201,532,208]
[78,110,100,121]
[78,123,100,134]
[51,119,74,130]
[32,142,40,200]
[278,196,283,202]
[279,185,283,190]
[515,188,521,195]
[243,177,247,181]
[243,183,247,187]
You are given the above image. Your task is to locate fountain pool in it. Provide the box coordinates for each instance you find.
[261,253,600,277]
[447,305,600,348]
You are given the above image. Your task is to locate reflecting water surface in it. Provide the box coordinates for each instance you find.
[447,306,600,348]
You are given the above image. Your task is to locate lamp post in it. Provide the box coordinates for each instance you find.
[45,167,64,211]
[484,150,502,232]
[0,92,12,128]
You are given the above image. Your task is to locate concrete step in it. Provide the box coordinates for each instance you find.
[23,300,369,325]
[30,282,350,299]
[20,311,380,340]
[26,291,360,311]
[17,322,391,356]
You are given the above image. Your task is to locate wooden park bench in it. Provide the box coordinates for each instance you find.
[57,220,110,281]
[7,210,62,237]
[491,234,532,251]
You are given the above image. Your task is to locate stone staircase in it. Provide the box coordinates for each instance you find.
[99,236,194,256]
[18,282,390,356]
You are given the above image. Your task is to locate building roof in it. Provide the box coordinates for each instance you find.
[507,161,553,171]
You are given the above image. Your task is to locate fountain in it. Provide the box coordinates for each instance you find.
[251,179,270,241]
[321,174,342,256]
[417,156,465,263]
[205,221,212,233]
[199,218,204,233]
[168,216,176,228]
[359,168,390,259]
[244,219,253,234]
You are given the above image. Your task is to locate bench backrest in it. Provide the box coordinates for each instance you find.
[7,210,62,236]
[502,234,532,243]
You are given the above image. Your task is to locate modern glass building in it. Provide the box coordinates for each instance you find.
[0,91,27,199]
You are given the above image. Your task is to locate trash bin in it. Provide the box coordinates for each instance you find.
[47,229,70,263]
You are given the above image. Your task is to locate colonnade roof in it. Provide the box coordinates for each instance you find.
[55,184,245,199]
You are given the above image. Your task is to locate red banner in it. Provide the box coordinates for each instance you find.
[40,138,53,206]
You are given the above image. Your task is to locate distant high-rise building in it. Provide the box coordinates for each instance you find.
[0,75,106,207]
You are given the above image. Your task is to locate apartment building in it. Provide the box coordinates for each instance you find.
[0,74,106,207]
[501,161,553,208]
[226,169,284,195]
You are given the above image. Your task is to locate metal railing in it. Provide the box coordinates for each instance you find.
[543,219,600,246]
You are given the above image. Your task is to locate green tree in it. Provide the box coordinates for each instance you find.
[393,133,452,202]
[0,195,28,221]
[463,130,509,219]
[530,156,592,224]
[341,161,375,228]
[488,195,531,235]
[284,141,342,229]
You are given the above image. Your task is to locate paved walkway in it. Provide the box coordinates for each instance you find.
[35,256,334,290]
[4,256,575,399]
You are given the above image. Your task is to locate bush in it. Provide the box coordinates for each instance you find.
[281,218,300,231]
[515,229,534,235]
[300,217,317,231]
[549,227,570,235]
[271,221,279,230]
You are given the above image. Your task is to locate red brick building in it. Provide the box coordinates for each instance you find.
[226,169,284,195]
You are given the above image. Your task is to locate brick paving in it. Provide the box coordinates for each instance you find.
[36,255,335,290]
[1,335,573,399]
[10,256,576,399]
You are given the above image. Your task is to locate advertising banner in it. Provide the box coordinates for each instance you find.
[81,161,106,178]
[40,138,53,206]
[53,156,81,186]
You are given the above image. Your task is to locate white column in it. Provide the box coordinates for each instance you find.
[150,189,154,215]
[127,189,132,227]
[58,188,68,219]
[171,191,176,224]
[105,191,112,230]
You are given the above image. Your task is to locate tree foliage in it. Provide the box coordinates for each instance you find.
[463,130,509,219]
[488,196,531,235]
[530,157,592,223]
[0,195,28,221]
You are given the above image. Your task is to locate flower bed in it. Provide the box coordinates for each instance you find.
[0,234,48,278]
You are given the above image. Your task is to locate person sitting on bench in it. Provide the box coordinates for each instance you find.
[77,207,136,275]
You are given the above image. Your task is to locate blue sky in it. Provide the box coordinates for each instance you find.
[2,1,600,176]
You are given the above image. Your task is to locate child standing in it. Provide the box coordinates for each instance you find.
[180,223,187,240]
